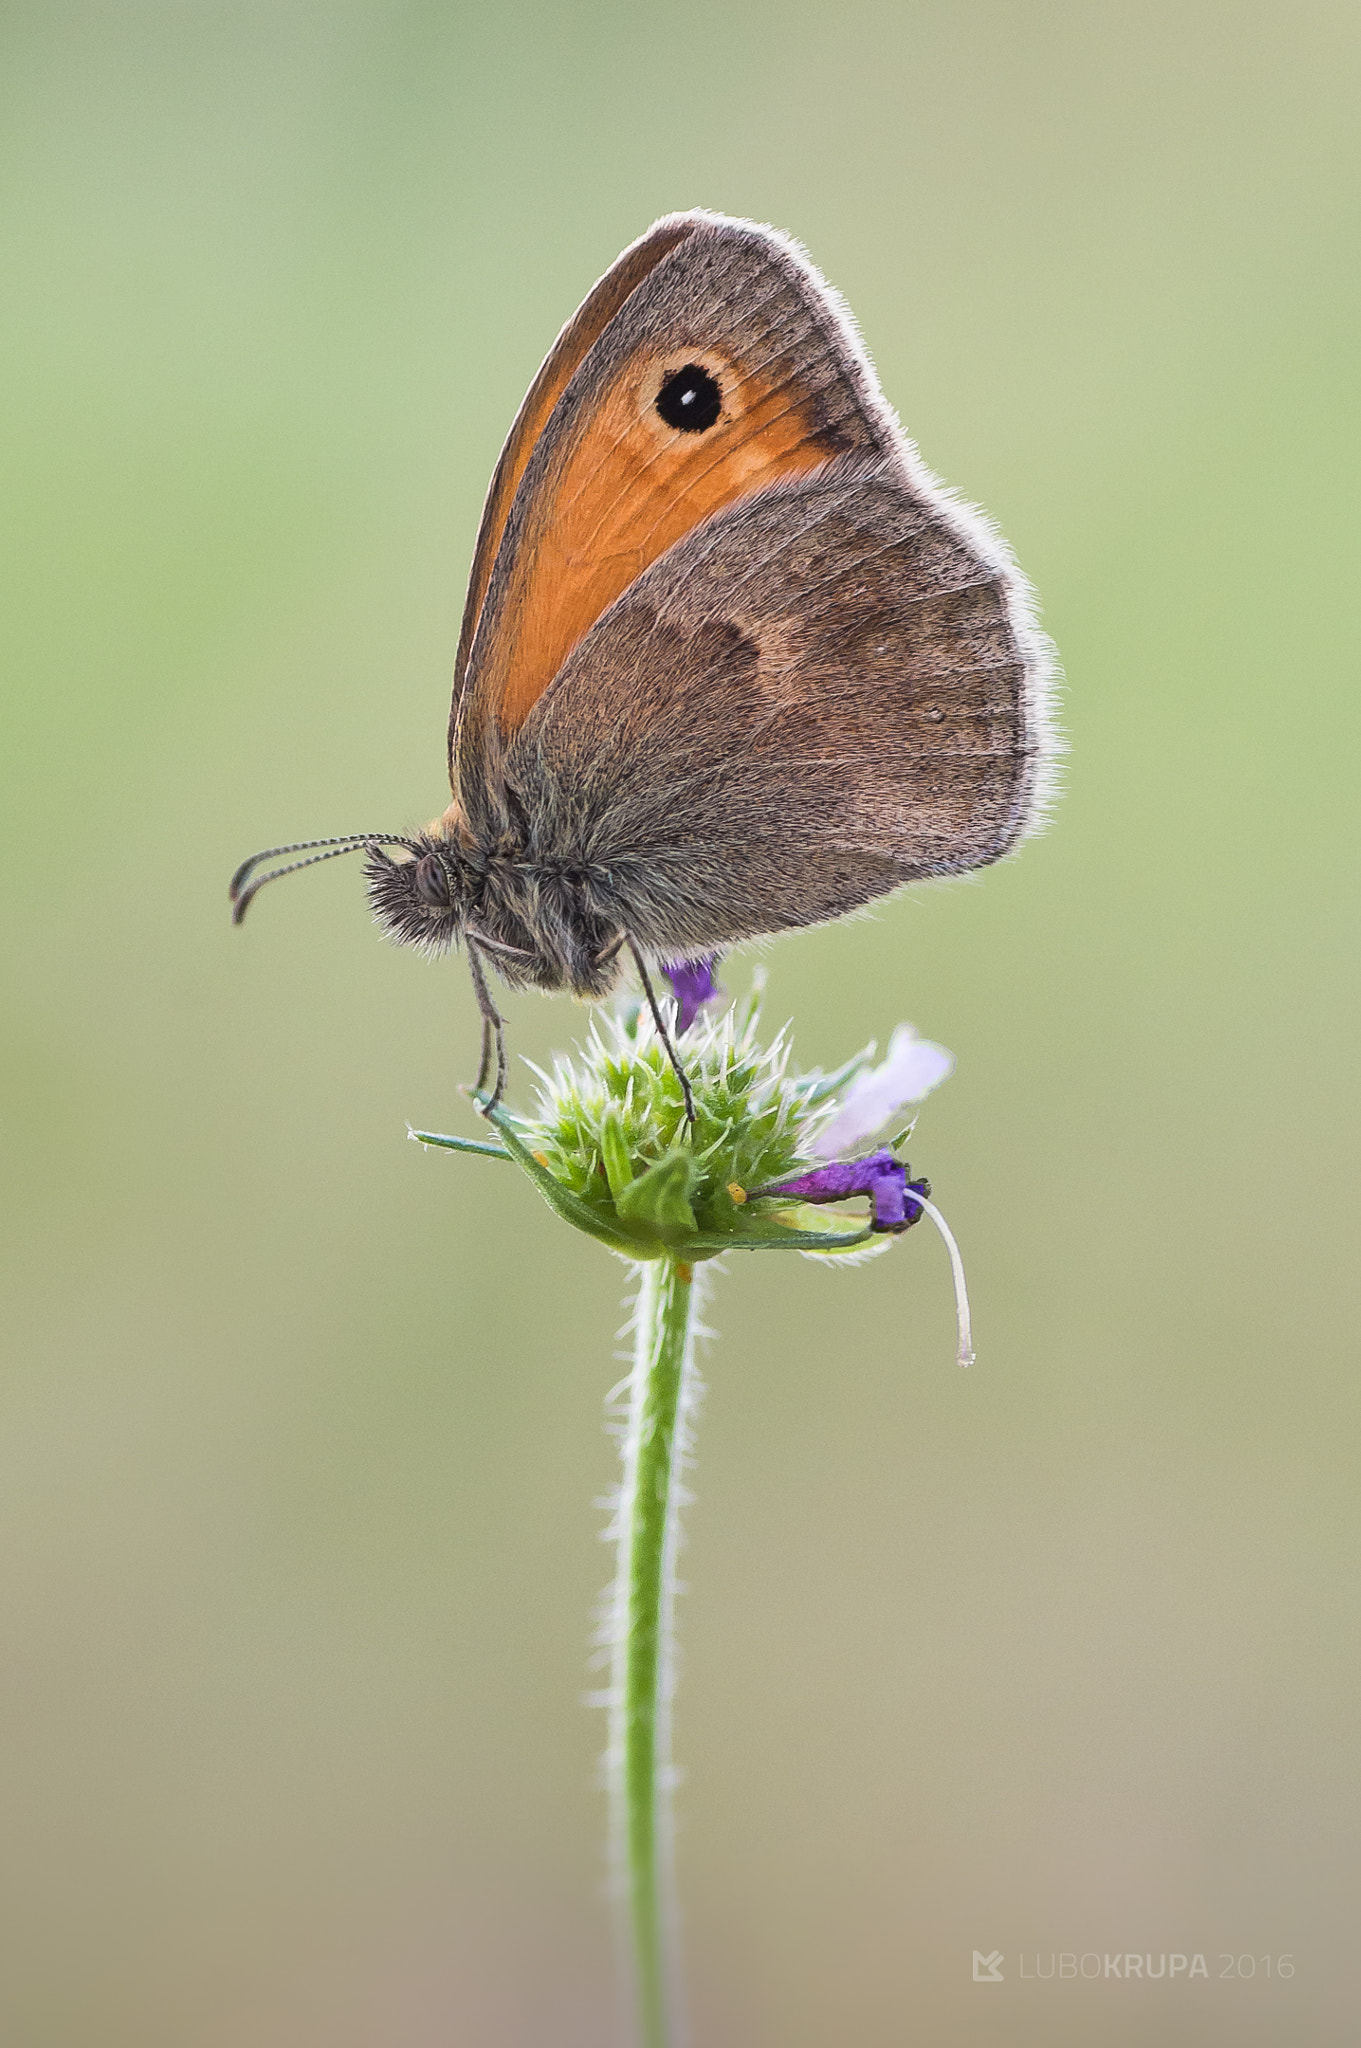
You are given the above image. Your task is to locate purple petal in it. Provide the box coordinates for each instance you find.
[761,1147,930,1234]
[660,955,720,1035]
[812,1025,954,1157]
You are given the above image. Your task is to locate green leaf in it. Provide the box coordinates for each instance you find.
[789,1042,876,1107]
[409,1128,511,1160]
[615,1149,699,1240]
[600,1107,636,1204]
[683,1223,876,1256]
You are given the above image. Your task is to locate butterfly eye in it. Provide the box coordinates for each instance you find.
[414,854,453,908]
[656,364,722,433]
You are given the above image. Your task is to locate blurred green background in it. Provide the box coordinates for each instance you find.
[2,3,1357,2043]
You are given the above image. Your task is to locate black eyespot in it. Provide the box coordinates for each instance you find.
[656,364,722,433]
[414,854,452,908]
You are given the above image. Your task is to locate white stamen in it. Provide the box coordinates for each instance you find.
[910,1191,974,1367]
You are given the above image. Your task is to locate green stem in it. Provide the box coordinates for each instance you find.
[609,1255,698,2048]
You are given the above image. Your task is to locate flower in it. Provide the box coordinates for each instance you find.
[810,1023,953,1158]
[751,1148,931,1234]
[660,956,720,1035]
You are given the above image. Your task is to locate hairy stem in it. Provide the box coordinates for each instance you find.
[608,1255,699,2048]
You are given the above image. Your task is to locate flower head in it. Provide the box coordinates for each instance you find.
[411,979,974,1363]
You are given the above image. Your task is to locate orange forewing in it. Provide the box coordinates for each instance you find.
[451,218,697,705]
[472,341,846,736]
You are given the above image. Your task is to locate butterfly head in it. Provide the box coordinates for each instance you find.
[363,836,474,958]
[231,826,625,998]
[364,834,617,994]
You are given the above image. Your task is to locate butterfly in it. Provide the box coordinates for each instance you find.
[231,212,1055,1116]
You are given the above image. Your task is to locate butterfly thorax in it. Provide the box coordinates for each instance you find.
[364,835,625,999]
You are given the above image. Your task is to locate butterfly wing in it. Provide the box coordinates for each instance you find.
[450,212,904,809]
[501,457,1055,956]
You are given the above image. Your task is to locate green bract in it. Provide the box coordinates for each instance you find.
[413,997,884,1262]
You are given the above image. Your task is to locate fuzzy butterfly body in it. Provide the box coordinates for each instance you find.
[234,211,1055,1103]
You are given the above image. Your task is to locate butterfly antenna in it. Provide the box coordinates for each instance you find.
[626,937,696,1126]
[229,835,416,925]
[464,938,509,1113]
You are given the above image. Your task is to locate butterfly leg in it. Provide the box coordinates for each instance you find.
[626,937,696,1127]
[464,938,509,1113]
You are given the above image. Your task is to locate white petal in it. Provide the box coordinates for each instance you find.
[811,1025,954,1156]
